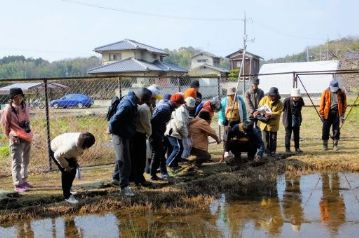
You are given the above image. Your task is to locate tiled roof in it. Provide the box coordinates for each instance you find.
[94,39,168,55]
[88,58,187,75]
[226,49,263,59]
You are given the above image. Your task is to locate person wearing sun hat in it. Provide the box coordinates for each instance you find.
[1,88,33,193]
[319,79,347,151]
[282,88,305,153]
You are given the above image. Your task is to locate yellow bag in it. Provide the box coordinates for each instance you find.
[225,96,240,121]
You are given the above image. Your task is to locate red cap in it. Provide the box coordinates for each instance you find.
[170,93,185,104]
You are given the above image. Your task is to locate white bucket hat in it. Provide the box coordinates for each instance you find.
[291,88,301,97]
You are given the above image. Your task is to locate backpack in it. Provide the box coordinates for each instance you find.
[106,96,122,121]
[225,96,240,122]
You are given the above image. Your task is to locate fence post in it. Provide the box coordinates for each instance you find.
[118,76,122,97]
[177,77,181,92]
[293,72,297,88]
[44,79,52,171]
[217,75,222,137]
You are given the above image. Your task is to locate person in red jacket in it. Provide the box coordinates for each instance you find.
[319,80,347,151]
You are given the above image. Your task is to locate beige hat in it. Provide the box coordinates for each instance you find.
[227,87,236,96]
[185,96,196,108]
[291,88,301,97]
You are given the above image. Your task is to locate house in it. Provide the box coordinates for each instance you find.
[87,39,187,77]
[188,51,229,77]
[258,60,340,95]
[226,49,262,75]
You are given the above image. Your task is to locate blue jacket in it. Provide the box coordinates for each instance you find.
[109,91,138,138]
[218,95,247,125]
[151,101,175,137]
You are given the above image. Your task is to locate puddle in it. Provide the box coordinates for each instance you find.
[1,172,359,237]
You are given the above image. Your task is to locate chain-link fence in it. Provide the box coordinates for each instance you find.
[1,70,358,175]
[0,75,224,175]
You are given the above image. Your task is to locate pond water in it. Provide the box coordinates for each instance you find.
[1,172,359,238]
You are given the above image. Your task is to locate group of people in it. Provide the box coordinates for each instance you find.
[0,78,347,204]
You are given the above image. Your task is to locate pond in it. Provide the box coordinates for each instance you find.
[1,172,359,237]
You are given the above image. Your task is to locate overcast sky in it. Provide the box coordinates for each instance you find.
[1,0,358,61]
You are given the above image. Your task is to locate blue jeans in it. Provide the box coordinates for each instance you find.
[112,135,131,189]
[166,136,183,167]
[253,127,265,158]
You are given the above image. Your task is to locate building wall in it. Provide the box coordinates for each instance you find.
[229,56,260,75]
[191,55,214,68]
[101,50,136,65]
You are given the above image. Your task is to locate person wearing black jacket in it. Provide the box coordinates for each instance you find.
[282,88,305,153]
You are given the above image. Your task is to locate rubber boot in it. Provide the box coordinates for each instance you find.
[323,140,329,151]
[333,140,339,152]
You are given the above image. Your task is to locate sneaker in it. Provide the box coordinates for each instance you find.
[161,174,170,180]
[150,175,162,181]
[70,191,78,195]
[295,148,303,153]
[121,186,135,197]
[224,151,234,159]
[22,181,34,189]
[112,179,120,186]
[14,185,27,193]
[333,145,339,152]
[285,148,291,153]
[253,155,261,163]
[65,195,79,204]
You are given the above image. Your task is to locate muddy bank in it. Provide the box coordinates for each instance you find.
[1,151,359,226]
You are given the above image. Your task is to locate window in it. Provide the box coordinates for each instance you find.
[110,53,121,61]
[197,59,207,63]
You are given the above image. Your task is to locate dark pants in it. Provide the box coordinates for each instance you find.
[166,136,183,167]
[61,159,77,199]
[262,131,278,155]
[130,132,147,184]
[322,110,340,141]
[112,135,131,189]
[285,126,300,149]
[49,150,78,199]
[190,147,211,165]
[150,135,168,177]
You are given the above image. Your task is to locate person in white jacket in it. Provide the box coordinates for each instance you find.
[165,97,195,169]
[50,132,95,204]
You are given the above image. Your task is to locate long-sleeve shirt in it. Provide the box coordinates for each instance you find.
[245,88,264,116]
[136,103,152,137]
[189,117,219,151]
[165,105,190,139]
[1,103,33,142]
[50,133,84,169]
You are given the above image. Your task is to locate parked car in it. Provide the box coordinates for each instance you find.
[50,94,93,108]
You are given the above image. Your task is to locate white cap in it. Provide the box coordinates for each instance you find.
[185,96,196,108]
[147,84,162,99]
[291,88,301,97]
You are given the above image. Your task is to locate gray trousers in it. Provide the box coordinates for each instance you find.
[112,134,131,189]
[10,138,31,186]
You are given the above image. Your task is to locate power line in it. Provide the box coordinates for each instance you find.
[61,0,242,22]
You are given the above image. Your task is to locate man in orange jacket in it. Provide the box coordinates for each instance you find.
[319,79,347,151]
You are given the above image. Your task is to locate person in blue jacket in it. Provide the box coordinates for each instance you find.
[218,87,247,159]
[109,88,152,197]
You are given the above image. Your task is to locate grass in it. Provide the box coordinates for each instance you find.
[0,100,359,225]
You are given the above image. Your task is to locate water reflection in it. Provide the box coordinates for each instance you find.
[1,173,359,238]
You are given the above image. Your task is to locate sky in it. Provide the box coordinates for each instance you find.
[0,0,358,62]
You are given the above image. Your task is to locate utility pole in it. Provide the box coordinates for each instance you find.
[306,47,309,62]
[233,12,250,98]
[326,38,329,60]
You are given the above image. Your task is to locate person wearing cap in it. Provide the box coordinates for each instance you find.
[109,88,152,196]
[129,88,153,187]
[194,96,221,121]
[282,88,305,153]
[149,93,184,180]
[147,84,162,109]
[1,88,33,193]
[183,80,200,99]
[165,96,195,170]
[254,87,284,157]
[189,110,221,167]
[218,87,247,159]
[245,78,265,120]
[319,79,347,151]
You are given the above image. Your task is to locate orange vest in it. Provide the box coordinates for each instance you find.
[319,88,347,119]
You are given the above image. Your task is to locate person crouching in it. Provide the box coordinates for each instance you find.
[50,132,95,204]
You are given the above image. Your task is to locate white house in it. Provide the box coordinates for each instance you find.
[258,60,340,95]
